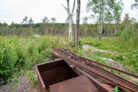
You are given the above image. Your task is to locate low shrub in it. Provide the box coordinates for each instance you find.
[0,40,18,82]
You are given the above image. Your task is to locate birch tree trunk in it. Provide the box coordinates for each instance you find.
[69,17,73,42]
[107,23,110,37]
[99,0,103,40]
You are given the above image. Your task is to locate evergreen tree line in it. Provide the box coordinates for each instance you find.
[0,14,137,38]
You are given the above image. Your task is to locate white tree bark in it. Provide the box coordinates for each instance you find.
[62,0,76,43]
[69,17,73,42]
[99,0,103,40]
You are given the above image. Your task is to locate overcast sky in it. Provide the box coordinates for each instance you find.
[0,0,137,24]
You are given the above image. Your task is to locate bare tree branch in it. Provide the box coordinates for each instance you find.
[67,0,70,15]
[71,0,76,15]
[61,4,68,11]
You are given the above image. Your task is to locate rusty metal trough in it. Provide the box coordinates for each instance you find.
[35,58,101,92]
[35,58,83,92]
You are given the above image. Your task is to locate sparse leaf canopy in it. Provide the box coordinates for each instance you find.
[29,18,34,24]
[131,0,138,9]
[62,0,76,23]
[86,0,123,23]
[22,16,28,24]
[51,17,56,23]
[83,17,88,24]
[42,16,49,23]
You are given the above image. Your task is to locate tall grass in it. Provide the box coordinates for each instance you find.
[0,36,68,83]
[79,36,138,74]
[0,35,137,83]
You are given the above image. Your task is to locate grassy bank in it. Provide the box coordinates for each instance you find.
[79,37,138,74]
[0,36,69,83]
[0,36,137,83]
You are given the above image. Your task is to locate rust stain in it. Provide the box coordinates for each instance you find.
[50,75,98,92]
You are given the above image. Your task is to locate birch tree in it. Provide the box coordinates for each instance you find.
[42,16,49,35]
[62,0,76,43]
[22,16,28,24]
[28,17,34,35]
[113,0,123,36]
[86,0,120,40]
[87,0,105,40]
[104,10,114,36]
[50,17,56,38]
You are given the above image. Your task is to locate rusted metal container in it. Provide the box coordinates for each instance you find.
[35,58,79,92]
[50,75,98,92]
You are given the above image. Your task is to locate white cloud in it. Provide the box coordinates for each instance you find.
[122,0,138,21]
[0,0,137,24]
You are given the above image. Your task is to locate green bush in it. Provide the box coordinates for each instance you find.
[113,86,119,92]
[38,36,48,53]
[0,36,65,83]
[16,45,26,69]
[0,40,18,82]
[25,70,38,87]
[28,44,39,57]
[121,26,134,42]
